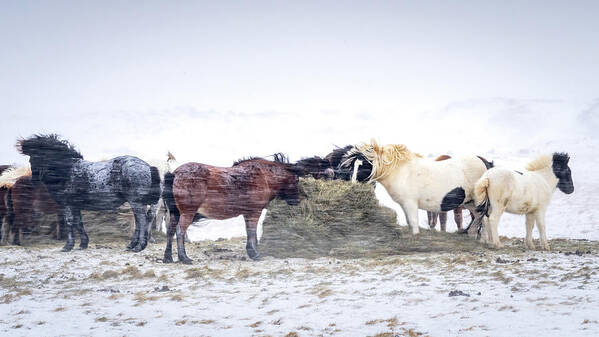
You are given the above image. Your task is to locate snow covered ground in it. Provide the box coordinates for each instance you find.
[1,238,598,337]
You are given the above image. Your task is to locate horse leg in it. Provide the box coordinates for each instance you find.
[76,212,88,249]
[61,206,77,252]
[175,213,194,264]
[439,212,447,232]
[244,214,262,260]
[126,210,141,250]
[163,211,179,263]
[486,208,503,248]
[130,202,149,252]
[427,211,437,229]
[145,202,159,244]
[535,209,550,251]
[525,213,536,250]
[454,207,463,230]
[55,210,65,240]
[400,202,420,235]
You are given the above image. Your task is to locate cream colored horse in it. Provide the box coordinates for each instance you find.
[343,140,492,234]
[474,153,573,250]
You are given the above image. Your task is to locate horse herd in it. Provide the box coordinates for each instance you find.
[0,134,574,264]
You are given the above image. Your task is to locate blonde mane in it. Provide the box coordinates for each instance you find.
[355,139,421,181]
[525,154,552,171]
[0,164,32,189]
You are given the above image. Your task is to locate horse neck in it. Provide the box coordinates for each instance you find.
[531,166,559,192]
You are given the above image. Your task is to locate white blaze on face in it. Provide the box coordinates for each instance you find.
[351,159,363,183]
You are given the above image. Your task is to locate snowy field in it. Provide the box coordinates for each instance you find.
[1,134,599,337]
[1,237,598,337]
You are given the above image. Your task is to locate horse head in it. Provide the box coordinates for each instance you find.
[17,134,82,185]
[340,148,373,182]
[553,152,574,194]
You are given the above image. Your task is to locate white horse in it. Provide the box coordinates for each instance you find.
[474,153,574,250]
[342,140,493,234]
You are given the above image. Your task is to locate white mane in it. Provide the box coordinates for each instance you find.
[0,164,32,189]
[525,154,552,171]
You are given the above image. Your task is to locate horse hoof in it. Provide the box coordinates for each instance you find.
[179,257,193,265]
[79,243,88,250]
[246,249,261,261]
[61,246,74,252]
[132,244,144,253]
[163,256,174,264]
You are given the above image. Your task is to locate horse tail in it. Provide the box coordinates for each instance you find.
[162,172,179,219]
[474,177,491,217]
[143,166,161,205]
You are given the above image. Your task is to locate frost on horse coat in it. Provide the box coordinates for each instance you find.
[342,140,492,234]
[474,153,574,250]
[17,134,161,252]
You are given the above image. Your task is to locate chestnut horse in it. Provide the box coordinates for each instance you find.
[162,156,301,264]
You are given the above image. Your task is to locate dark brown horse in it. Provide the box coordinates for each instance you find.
[0,166,64,245]
[162,156,301,264]
[8,176,64,245]
[0,165,12,242]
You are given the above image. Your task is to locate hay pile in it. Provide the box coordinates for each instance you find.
[260,178,402,258]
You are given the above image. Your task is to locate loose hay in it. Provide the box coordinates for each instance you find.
[260,178,400,258]
[261,178,511,259]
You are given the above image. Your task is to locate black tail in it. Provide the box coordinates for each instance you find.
[162,172,179,219]
[474,196,491,235]
[143,166,161,205]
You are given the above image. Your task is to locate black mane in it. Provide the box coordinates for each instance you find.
[552,152,570,167]
[17,134,83,159]
[326,145,354,168]
[232,152,290,167]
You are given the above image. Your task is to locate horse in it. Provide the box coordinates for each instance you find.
[17,134,161,252]
[474,152,574,250]
[0,165,64,245]
[293,145,372,181]
[162,155,302,264]
[0,165,13,242]
[342,139,493,235]
[426,155,471,232]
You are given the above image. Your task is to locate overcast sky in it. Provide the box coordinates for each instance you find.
[1,1,598,165]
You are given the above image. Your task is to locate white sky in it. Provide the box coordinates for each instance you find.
[1,1,598,165]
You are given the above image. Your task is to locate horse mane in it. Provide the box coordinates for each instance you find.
[0,164,31,189]
[326,145,354,168]
[233,153,290,167]
[17,134,83,159]
[525,154,553,171]
[344,139,420,181]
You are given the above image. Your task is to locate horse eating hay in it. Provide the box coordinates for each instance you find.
[162,155,302,263]
[474,152,574,250]
[17,134,161,252]
[342,140,493,235]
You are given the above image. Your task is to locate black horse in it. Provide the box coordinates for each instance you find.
[294,145,372,181]
[17,134,161,252]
